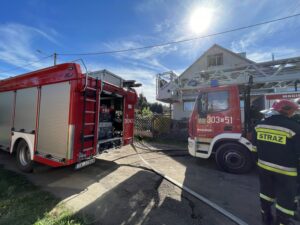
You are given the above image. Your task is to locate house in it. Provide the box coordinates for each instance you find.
[156,44,300,120]
[157,44,254,120]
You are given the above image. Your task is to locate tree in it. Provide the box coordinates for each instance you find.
[150,102,163,114]
[136,93,164,115]
[137,93,148,110]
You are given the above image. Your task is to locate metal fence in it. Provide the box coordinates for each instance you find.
[134,114,188,141]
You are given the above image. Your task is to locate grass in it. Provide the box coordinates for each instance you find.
[0,167,86,225]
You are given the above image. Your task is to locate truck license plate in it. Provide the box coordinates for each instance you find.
[75,158,96,170]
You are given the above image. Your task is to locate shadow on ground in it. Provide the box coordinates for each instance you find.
[74,169,233,225]
[0,151,120,199]
[0,151,221,225]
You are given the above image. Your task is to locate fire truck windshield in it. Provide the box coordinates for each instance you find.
[198,91,229,117]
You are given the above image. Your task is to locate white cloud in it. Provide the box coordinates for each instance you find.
[231,2,300,53]
[102,40,176,72]
[0,23,58,76]
[247,47,300,62]
[103,67,156,102]
[154,19,171,33]
[86,61,158,102]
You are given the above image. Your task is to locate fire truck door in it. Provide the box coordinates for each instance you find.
[123,96,135,145]
[0,91,14,149]
[196,89,239,139]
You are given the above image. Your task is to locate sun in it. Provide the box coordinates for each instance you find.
[189,7,213,34]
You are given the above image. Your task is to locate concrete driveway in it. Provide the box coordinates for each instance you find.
[0,143,261,225]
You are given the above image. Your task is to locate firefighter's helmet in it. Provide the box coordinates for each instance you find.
[293,98,300,105]
[272,99,299,115]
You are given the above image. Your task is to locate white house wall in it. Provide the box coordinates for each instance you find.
[173,102,196,120]
[180,45,251,82]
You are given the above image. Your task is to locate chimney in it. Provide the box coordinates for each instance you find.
[238,52,247,58]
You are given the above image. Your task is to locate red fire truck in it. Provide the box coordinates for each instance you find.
[188,79,300,174]
[0,63,139,172]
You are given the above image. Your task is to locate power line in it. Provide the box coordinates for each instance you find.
[0,54,53,74]
[58,12,300,56]
[1,12,299,74]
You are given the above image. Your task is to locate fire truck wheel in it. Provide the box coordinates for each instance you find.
[16,140,33,173]
[215,143,253,174]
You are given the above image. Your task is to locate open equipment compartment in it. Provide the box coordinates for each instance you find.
[89,69,140,153]
[98,91,124,152]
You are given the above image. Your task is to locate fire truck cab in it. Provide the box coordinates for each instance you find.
[0,63,139,172]
[188,83,300,174]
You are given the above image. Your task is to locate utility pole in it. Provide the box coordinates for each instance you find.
[54,53,57,66]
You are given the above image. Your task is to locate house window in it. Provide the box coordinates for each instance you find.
[183,100,195,112]
[207,53,223,67]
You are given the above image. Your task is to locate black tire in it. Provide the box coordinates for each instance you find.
[16,140,34,173]
[215,143,254,174]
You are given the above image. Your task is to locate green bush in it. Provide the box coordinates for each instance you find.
[142,107,153,117]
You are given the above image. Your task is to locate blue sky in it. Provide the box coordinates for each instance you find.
[1,0,300,102]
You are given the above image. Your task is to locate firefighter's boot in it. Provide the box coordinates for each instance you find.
[262,211,274,225]
[275,216,296,225]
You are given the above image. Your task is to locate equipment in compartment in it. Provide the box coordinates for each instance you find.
[99,106,113,140]
[98,94,123,152]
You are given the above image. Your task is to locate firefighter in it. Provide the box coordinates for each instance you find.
[292,98,300,123]
[292,98,300,205]
[253,99,300,225]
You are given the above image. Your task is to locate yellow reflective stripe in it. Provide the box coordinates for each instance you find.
[251,146,257,152]
[255,127,292,138]
[257,162,297,176]
[257,132,286,145]
[255,124,295,137]
[258,159,297,172]
[260,193,275,202]
[276,204,294,216]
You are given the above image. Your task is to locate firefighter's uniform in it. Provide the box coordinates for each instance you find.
[253,114,300,225]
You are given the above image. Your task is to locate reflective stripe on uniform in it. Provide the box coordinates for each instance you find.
[255,124,295,138]
[276,203,295,216]
[257,159,297,176]
[260,193,275,202]
[256,131,287,145]
[251,146,257,152]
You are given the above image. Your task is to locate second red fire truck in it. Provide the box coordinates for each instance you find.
[188,79,300,174]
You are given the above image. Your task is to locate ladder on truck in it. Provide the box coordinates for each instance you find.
[156,56,300,103]
[80,77,100,158]
[180,57,300,91]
